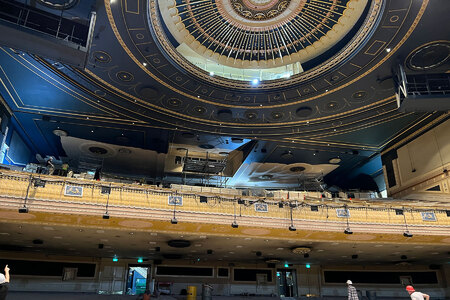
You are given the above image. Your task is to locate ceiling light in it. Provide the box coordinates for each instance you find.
[305,264,311,269]
[252,79,259,85]
[143,62,147,66]
[288,225,296,231]
[292,247,311,255]
[386,48,391,53]
[231,221,239,228]
[209,71,214,76]
[138,258,143,263]
[329,157,341,164]
[102,213,110,219]
[18,206,28,213]
[112,256,118,262]
[171,218,178,224]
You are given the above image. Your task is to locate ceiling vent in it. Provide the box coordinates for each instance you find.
[291,247,311,255]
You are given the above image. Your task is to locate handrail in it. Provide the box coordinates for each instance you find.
[0,0,90,47]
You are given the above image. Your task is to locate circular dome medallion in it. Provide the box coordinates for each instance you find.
[154,0,377,85]
[406,42,450,71]
[231,0,291,21]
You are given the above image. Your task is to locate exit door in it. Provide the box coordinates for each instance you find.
[126,265,150,295]
[277,269,297,297]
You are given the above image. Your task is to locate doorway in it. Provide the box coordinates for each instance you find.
[276,269,297,297]
[126,265,150,295]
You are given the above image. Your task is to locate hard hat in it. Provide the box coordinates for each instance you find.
[406,286,415,292]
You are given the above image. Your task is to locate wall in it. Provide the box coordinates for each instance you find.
[382,119,450,198]
[1,252,449,299]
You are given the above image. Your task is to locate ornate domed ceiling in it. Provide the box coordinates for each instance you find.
[156,0,372,82]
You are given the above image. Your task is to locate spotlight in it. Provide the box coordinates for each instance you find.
[138,258,143,263]
[209,71,214,76]
[112,256,118,262]
[101,186,111,194]
[102,213,110,219]
[403,231,413,238]
[252,78,259,85]
[19,206,28,213]
[231,221,239,228]
[289,225,296,231]
[395,209,404,215]
[33,178,46,188]
[171,218,178,224]
[344,228,353,235]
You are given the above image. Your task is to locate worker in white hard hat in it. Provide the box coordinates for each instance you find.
[347,280,359,300]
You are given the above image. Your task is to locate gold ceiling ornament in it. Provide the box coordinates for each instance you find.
[231,0,291,21]
[154,0,382,86]
[291,246,312,254]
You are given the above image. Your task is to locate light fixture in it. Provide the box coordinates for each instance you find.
[289,205,296,231]
[305,264,311,269]
[112,256,118,262]
[252,78,259,85]
[143,62,147,66]
[284,263,289,268]
[171,197,178,224]
[18,206,28,213]
[209,71,214,76]
[403,208,413,237]
[137,258,143,263]
[231,199,238,228]
[403,231,413,238]
[344,205,352,234]
[386,48,391,53]
[103,184,111,219]
[291,247,311,255]
[19,174,33,213]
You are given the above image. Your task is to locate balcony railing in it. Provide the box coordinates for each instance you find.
[0,0,91,47]
[0,170,449,235]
